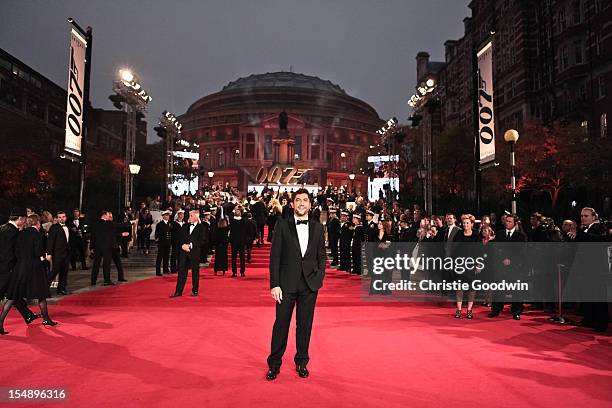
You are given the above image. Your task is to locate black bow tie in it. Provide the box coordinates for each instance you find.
[296,220,308,225]
[60,224,66,227]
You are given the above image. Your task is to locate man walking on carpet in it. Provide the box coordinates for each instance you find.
[266,188,326,381]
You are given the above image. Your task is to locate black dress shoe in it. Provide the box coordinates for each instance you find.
[57,290,68,296]
[487,312,500,318]
[156,273,163,276]
[169,293,182,298]
[296,365,309,378]
[42,319,58,326]
[118,278,127,282]
[25,314,42,324]
[266,369,279,381]
[512,313,521,320]
[103,282,115,286]
[192,291,198,296]
[240,273,245,277]
[0,328,8,335]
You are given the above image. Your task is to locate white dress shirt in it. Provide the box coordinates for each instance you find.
[294,217,309,257]
[60,224,69,242]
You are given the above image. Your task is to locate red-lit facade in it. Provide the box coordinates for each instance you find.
[178,72,384,192]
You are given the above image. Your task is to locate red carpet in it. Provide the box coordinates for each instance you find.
[1,240,611,407]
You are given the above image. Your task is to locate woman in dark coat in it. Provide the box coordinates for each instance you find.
[0,214,57,334]
[453,214,480,319]
[137,208,153,254]
[213,218,229,275]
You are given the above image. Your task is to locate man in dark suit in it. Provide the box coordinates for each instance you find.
[266,188,326,381]
[351,214,364,275]
[251,197,267,246]
[0,208,40,324]
[365,210,377,242]
[326,208,340,267]
[90,211,117,286]
[155,210,173,276]
[489,214,527,320]
[442,213,460,254]
[229,207,247,277]
[47,211,71,295]
[69,208,88,270]
[338,211,353,272]
[576,207,609,332]
[244,212,258,263]
[170,210,207,297]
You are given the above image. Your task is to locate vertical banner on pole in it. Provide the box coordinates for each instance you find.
[64,25,88,156]
[476,41,495,166]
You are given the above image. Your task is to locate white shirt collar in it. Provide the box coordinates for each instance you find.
[9,221,19,229]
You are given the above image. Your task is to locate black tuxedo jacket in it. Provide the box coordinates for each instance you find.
[229,218,247,246]
[69,217,87,241]
[177,222,208,259]
[90,220,118,251]
[47,223,71,258]
[495,229,528,273]
[269,218,326,292]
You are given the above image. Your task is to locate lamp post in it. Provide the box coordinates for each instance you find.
[348,173,355,193]
[504,129,520,214]
[110,68,151,208]
[208,171,214,190]
[128,163,141,207]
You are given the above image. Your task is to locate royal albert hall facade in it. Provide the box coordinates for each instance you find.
[179,72,383,193]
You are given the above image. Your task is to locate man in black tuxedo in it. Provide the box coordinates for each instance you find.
[155,210,173,276]
[170,210,207,297]
[442,213,460,254]
[489,214,527,320]
[47,211,71,295]
[0,208,40,324]
[251,197,267,246]
[229,207,247,277]
[69,208,88,270]
[266,189,326,381]
[326,209,340,267]
[90,211,117,286]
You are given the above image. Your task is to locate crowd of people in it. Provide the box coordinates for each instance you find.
[1,183,610,334]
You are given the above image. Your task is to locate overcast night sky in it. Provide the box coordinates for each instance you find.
[0,0,469,142]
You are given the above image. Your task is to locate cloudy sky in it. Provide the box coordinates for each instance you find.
[1,0,469,142]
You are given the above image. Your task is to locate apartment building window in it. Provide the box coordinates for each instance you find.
[595,33,601,56]
[574,39,583,64]
[599,76,606,98]
[581,120,589,135]
[560,45,569,71]
[600,114,608,138]
[558,8,566,32]
[571,1,581,25]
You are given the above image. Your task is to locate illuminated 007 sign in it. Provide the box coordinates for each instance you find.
[256,166,310,184]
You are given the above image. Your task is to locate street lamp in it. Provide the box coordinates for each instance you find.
[110,68,151,208]
[128,163,141,206]
[504,129,520,214]
[348,173,355,193]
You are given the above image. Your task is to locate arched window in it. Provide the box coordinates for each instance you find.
[217,149,225,168]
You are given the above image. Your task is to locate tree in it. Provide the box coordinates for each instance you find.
[514,121,598,208]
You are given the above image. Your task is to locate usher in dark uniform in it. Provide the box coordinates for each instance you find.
[267,217,326,373]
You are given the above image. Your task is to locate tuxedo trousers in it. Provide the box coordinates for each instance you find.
[175,251,200,294]
[267,275,318,370]
[47,254,70,292]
